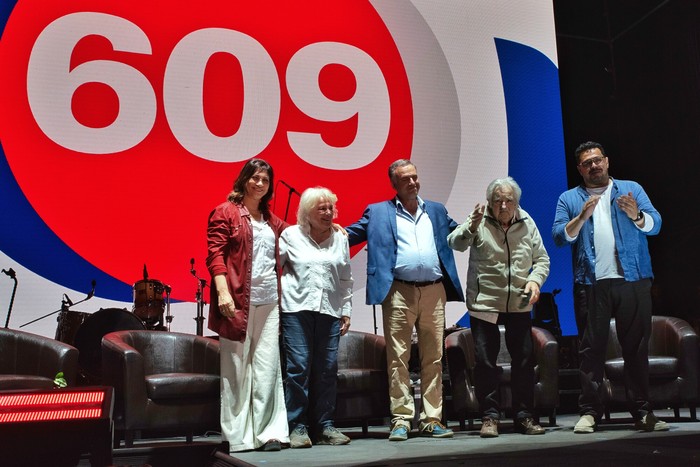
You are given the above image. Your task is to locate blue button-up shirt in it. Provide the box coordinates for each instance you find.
[394,197,442,282]
[552,178,661,285]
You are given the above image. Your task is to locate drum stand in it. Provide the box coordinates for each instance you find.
[164,285,173,331]
[194,278,207,336]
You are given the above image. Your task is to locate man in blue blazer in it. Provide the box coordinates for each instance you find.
[346,159,464,441]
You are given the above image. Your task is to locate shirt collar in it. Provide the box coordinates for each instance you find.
[395,196,425,213]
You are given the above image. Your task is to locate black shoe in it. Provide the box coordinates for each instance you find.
[258,439,282,451]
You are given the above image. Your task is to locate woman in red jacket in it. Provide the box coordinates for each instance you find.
[206,158,289,452]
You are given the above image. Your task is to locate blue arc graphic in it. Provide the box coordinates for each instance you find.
[457,38,574,336]
[0,144,134,301]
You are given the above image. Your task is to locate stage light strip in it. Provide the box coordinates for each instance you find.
[0,408,102,423]
[0,390,105,422]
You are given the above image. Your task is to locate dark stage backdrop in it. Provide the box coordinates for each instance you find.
[554,0,700,330]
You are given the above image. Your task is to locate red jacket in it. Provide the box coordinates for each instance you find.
[206,200,288,341]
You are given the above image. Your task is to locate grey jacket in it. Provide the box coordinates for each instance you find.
[448,207,549,313]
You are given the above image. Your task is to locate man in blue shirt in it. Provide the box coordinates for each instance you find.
[552,141,667,434]
[346,159,464,441]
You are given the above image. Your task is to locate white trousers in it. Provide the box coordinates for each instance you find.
[220,303,289,451]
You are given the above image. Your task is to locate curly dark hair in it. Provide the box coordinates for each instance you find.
[227,159,275,217]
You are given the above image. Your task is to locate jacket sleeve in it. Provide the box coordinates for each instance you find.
[206,204,231,277]
[345,206,371,247]
[447,216,479,252]
[632,182,662,236]
[552,193,576,247]
[527,221,551,286]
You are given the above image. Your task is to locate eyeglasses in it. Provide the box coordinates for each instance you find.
[578,156,606,169]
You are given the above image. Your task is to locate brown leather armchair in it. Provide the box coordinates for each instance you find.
[445,325,559,430]
[335,330,390,435]
[101,330,220,447]
[604,315,698,420]
[0,327,78,390]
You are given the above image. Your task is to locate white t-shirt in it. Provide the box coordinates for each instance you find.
[587,182,624,280]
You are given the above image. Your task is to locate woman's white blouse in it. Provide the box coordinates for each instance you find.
[279,225,353,317]
[249,216,278,306]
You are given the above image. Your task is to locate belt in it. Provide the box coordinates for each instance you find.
[395,278,442,287]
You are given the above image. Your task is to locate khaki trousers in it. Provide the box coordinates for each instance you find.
[382,280,446,428]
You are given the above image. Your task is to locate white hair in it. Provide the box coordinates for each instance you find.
[296,186,338,227]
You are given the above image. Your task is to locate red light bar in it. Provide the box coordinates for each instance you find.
[0,390,106,423]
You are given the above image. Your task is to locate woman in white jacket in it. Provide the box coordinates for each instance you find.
[448,177,549,438]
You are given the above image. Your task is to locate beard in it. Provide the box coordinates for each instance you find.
[586,169,608,187]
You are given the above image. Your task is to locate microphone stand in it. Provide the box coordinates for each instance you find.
[278,180,300,221]
[2,268,18,328]
[372,304,378,335]
[190,261,207,336]
[20,281,95,329]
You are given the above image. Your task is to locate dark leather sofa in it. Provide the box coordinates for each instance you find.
[445,325,559,430]
[335,330,390,435]
[101,330,221,447]
[604,315,698,420]
[0,327,79,390]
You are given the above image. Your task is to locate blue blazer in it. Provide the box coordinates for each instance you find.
[346,199,465,305]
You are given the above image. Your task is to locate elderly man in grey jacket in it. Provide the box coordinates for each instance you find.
[448,176,549,438]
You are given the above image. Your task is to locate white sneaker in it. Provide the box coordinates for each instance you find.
[634,413,670,432]
[574,414,596,434]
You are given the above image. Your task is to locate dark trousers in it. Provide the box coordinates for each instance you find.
[577,278,652,420]
[573,283,589,340]
[472,312,535,421]
[281,310,341,433]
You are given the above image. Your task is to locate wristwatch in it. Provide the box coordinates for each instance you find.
[634,211,643,222]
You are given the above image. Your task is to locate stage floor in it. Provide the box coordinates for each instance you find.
[98,409,700,467]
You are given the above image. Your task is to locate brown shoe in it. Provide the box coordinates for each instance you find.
[316,426,351,445]
[480,418,499,438]
[515,417,545,435]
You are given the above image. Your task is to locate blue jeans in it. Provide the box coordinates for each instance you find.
[281,310,340,432]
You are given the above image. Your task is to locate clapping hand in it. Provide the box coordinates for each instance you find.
[616,192,639,220]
